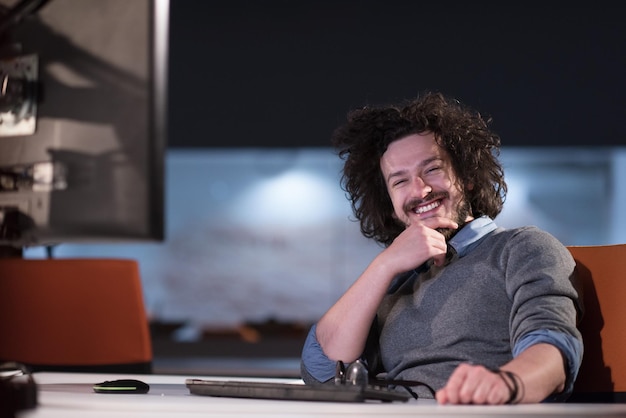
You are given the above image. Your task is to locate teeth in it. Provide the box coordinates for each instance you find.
[415,201,440,214]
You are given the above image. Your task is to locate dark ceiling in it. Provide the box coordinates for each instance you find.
[167,1,626,148]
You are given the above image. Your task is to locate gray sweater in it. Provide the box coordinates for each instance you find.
[301,225,583,400]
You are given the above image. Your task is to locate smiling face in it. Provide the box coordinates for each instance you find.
[380,133,473,238]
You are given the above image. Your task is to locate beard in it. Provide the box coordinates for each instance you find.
[402,191,473,241]
[436,198,472,241]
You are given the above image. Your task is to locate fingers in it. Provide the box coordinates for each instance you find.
[431,252,447,267]
[387,216,458,272]
[409,217,457,266]
[405,216,458,244]
[436,363,510,405]
[421,216,459,231]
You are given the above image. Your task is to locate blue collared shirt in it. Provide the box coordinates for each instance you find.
[448,215,499,257]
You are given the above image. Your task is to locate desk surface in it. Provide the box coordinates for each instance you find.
[17,372,626,418]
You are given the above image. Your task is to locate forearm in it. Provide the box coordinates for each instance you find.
[436,343,567,405]
[316,254,396,362]
[316,221,451,363]
[500,343,566,403]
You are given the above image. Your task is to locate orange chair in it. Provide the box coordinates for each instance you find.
[567,244,626,402]
[0,258,153,374]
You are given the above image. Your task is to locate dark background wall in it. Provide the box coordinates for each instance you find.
[167,1,626,149]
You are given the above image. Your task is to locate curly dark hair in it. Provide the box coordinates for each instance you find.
[332,92,507,247]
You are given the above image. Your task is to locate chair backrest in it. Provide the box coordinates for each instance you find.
[0,258,152,373]
[567,244,626,402]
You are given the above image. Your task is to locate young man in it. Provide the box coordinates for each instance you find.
[300,92,583,404]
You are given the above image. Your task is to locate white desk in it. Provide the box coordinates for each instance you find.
[17,372,626,418]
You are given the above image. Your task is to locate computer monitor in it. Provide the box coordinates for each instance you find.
[0,0,168,254]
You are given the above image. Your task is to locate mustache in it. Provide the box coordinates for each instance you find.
[403,191,449,213]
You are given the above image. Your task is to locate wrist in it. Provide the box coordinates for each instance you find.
[496,369,525,404]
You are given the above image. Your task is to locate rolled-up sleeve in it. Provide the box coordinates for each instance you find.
[300,323,336,384]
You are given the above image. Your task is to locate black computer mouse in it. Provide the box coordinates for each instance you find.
[93,379,150,394]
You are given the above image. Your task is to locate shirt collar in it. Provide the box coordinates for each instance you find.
[448,215,498,257]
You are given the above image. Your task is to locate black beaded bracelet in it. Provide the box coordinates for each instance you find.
[496,370,524,404]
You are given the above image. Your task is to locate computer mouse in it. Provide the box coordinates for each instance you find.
[93,379,150,394]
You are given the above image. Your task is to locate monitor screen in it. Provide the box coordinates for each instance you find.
[0,0,168,251]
